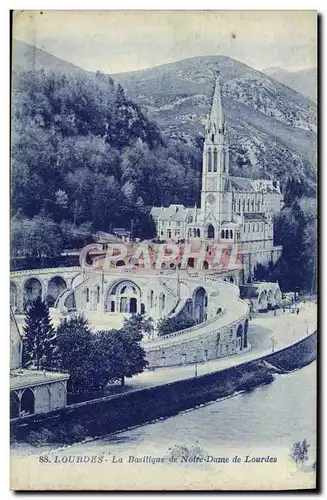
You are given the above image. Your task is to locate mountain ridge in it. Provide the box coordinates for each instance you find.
[262,66,317,102]
[12,39,87,76]
[12,40,317,193]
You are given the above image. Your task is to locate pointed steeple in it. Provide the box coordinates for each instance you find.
[210,72,225,133]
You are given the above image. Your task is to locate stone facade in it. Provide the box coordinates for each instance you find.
[145,315,249,368]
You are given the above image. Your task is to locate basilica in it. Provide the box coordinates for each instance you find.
[151,75,283,282]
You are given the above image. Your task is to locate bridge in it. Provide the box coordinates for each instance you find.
[10,267,84,312]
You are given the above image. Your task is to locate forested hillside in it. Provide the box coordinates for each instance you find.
[11,69,201,257]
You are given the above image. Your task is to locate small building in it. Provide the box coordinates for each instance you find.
[10,369,69,419]
[239,282,282,312]
[10,307,69,420]
[112,228,131,241]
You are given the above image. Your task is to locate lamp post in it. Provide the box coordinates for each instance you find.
[194,355,198,377]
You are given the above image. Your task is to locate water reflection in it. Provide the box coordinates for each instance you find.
[71,361,316,458]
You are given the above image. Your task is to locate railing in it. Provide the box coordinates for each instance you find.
[54,277,91,310]
[167,297,186,318]
[161,281,178,299]
[144,302,249,350]
[10,266,82,278]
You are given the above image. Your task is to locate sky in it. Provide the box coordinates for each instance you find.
[13,10,317,74]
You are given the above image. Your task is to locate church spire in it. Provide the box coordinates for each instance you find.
[206,72,226,144]
[210,73,225,133]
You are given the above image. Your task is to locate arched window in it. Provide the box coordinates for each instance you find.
[221,230,224,239]
[23,278,42,311]
[251,200,255,212]
[213,149,218,172]
[238,199,241,212]
[207,224,215,239]
[47,276,67,307]
[196,228,200,237]
[230,230,233,239]
[86,288,89,302]
[188,228,192,237]
[162,294,165,310]
[96,286,100,304]
[247,200,250,212]
[244,319,249,348]
[193,228,196,237]
[237,324,243,351]
[243,200,246,212]
[207,150,212,172]
[150,290,154,308]
[20,388,35,416]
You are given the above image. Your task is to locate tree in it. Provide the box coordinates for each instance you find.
[22,297,57,370]
[274,198,317,292]
[56,314,104,394]
[157,314,196,337]
[11,213,64,261]
[96,317,149,386]
[115,320,148,385]
[290,438,310,468]
[122,313,154,339]
[55,314,148,394]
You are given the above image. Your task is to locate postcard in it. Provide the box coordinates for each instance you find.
[10,10,317,490]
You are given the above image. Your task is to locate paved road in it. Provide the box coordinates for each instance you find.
[101,301,317,397]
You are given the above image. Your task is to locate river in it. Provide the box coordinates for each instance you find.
[67,360,316,457]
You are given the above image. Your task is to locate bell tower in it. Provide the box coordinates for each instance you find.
[200,73,230,224]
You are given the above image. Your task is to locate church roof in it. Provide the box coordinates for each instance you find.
[229,176,255,192]
[151,207,161,217]
[151,205,189,222]
[230,177,282,194]
[220,221,241,227]
[243,213,266,221]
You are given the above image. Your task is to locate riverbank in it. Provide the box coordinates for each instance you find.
[10,330,317,447]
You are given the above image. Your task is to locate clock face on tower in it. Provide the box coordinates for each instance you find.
[206,193,216,205]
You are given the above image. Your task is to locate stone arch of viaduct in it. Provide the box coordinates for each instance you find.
[10,267,82,312]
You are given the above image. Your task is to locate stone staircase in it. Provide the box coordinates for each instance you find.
[55,276,90,311]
